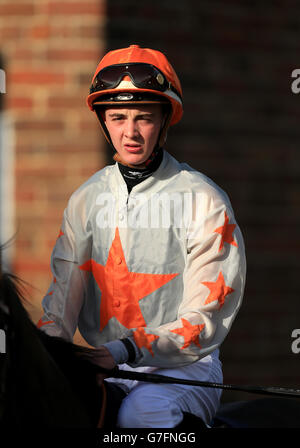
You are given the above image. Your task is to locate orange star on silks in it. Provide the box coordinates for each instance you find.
[57,229,64,238]
[43,277,56,299]
[133,327,159,356]
[79,228,178,331]
[37,318,54,329]
[170,318,205,349]
[213,211,238,252]
[202,271,234,309]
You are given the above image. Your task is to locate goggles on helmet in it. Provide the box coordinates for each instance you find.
[89,62,182,100]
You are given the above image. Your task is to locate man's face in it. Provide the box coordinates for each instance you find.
[104,104,163,166]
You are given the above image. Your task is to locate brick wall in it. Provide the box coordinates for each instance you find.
[0,0,106,323]
[107,0,300,400]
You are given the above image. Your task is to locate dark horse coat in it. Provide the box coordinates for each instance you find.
[0,272,125,428]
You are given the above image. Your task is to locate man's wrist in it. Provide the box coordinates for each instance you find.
[104,340,129,364]
[119,338,136,363]
[104,337,141,364]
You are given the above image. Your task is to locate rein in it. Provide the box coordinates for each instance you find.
[104,367,300,399]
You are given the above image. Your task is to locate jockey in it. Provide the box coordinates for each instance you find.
[39,45,246,428]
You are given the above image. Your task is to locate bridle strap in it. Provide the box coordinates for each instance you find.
[96,383,107,428]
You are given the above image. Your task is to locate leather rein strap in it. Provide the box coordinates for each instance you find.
[97,383,107,428]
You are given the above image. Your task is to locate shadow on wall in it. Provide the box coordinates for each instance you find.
[105,0,300,397]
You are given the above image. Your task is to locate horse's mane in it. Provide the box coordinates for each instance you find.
[0,271,96,363]
[0,271,105,426]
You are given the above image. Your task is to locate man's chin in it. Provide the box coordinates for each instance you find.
[120,153,148,166]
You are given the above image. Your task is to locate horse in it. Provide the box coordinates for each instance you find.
[1,268,300,429]
[0,270,126,428]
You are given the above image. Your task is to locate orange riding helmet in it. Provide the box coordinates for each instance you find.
[86,45,183,148]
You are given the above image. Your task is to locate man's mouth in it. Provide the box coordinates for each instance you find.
[124,144,143,153]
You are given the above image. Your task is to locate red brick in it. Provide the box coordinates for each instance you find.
[44,1,105,16]
[28,24,51,39]
[46,48,101,61]
[6,96,34,109]
[79,25,105,39]
[13,260,50,273]
[8,71,65,85]
[15,238,33,251]
[26,24,101,40]
[15,163,66,178]
[47,144,103,155]
[15,120,65,132]
[15,190,36,202]
[48,96,83,109]
[0,3,35,15]
[0,26,22,39]
[12,47,35,61]
[80,167,99,178]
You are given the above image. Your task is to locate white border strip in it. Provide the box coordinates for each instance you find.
[0,111,15,269]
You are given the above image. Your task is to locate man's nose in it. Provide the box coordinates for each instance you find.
[124,119,138,138]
